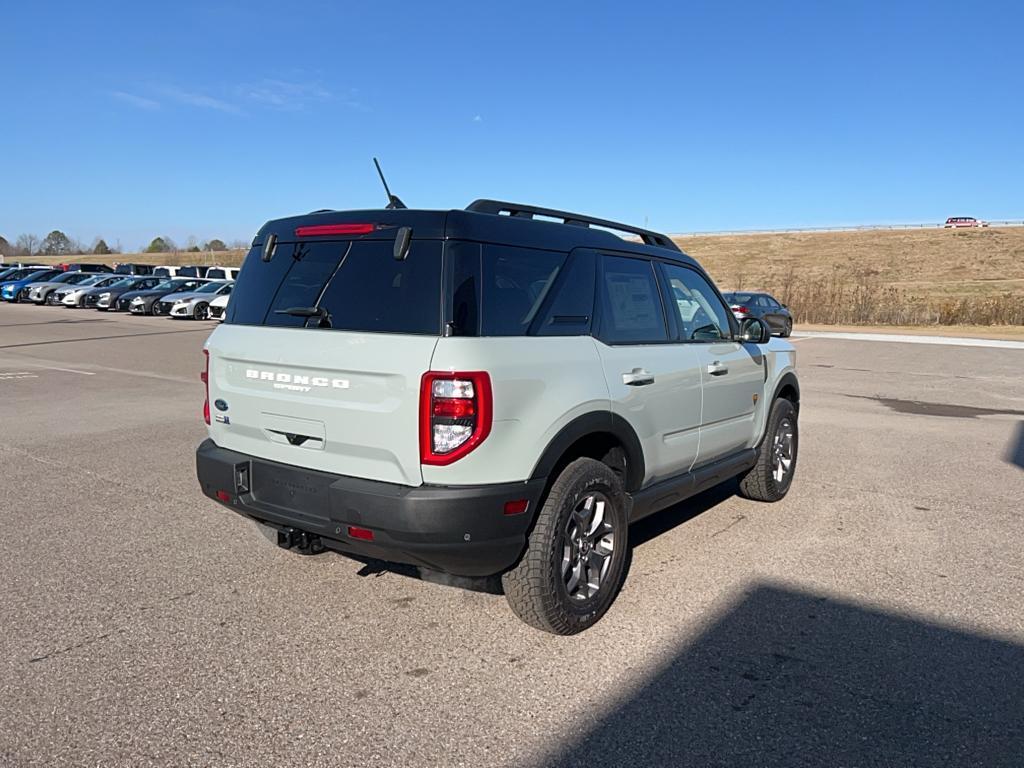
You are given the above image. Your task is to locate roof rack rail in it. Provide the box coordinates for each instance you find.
[465,199,680,252]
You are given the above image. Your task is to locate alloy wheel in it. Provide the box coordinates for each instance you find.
[772,417,795,483]
[561,492,615,601]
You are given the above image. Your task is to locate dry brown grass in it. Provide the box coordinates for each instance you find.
[675,227,1024,326]
[26,250,248,269]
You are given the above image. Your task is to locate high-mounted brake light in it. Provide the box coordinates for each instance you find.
[201,349,210,425]
[294,223,375,237]
[420,372,492,465]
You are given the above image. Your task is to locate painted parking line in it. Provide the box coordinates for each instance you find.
[792,331,1024,350]
[35,365,96,376]
[0,371,39,380]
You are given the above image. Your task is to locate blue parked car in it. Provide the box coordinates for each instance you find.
[1,269,63,302]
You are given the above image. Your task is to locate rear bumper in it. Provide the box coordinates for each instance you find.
[195,439,545,577]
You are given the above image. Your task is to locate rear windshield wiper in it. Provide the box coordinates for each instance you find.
[275,306,331,327]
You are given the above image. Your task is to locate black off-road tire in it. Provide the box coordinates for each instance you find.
[502,458,629,635]
[738,397,798,502]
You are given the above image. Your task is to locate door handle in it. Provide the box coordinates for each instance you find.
[622,368,655,386]
[707,361,729,376]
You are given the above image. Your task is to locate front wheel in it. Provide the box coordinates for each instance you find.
[738,397,798,502]
[502,458,628,635]
[193,301,209,320]
[150,302,161,316]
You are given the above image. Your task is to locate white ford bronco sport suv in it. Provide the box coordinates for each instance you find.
[196,200,799,634]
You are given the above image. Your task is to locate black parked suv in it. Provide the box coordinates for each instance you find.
[114,263,155,275]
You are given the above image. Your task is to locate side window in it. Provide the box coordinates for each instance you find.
[756,295,771,307]
[659,263,733,341]
[764,295,780,309]
[597,256,668,344]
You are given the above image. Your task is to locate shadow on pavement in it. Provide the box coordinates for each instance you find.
[1006,421,1024,470]
[541,584,1024,767]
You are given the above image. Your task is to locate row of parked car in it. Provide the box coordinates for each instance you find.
[0,262,235,320]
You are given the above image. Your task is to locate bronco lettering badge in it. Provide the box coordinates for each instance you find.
[245,368,350,393]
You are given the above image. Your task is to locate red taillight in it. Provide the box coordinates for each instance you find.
[731,305,749,314]
[503,499,530,516]
[215,490,232,503]
[420,372,492,466]
[294,223,375,237]
[348,525,375,541]
[201,349,210,425]
[432,398,476,419]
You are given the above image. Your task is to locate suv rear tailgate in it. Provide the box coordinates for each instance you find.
[206,325,437,486]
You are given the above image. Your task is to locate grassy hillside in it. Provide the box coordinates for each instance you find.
[25,250,248,269]
[674,227,1024,325]
[18,226,1024,326]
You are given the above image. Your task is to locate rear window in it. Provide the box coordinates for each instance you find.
[725,292,755,303]
[229,240,443,335]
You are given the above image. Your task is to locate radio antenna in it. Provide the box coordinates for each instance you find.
[373,157,407,210]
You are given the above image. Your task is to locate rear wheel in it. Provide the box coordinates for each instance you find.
[193,301,209,320]
[738,397,798,502]
[781,319,793,337]
[502,458,628,635]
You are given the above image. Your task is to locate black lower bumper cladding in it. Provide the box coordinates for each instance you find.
[195,439,545,577]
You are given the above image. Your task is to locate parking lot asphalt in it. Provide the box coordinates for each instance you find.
[1,303,1022,767]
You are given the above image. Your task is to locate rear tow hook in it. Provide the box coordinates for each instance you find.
[277,528,325,556]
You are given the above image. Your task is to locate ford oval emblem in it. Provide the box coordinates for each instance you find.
[214,399,229,412]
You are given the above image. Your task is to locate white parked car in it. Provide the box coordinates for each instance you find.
[208,292,230,321]
[168,280,234,320]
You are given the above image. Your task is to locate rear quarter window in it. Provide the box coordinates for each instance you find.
[448,243,568,336]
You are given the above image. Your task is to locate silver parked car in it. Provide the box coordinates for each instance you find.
[55,274,125,307]
[25,271,97,304]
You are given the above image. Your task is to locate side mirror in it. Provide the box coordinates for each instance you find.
[738,317,771,344]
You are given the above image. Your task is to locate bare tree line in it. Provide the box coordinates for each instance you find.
[0,231,248,259]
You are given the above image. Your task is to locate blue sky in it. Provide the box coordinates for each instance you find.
[2,0,1022,249]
